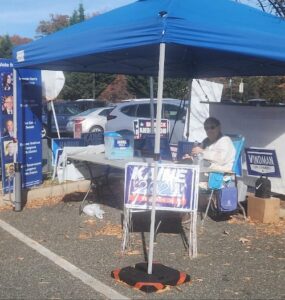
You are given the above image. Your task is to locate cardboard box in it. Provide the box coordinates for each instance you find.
[247,193,280,223]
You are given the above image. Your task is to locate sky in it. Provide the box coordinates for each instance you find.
[0,0,259,39]
[0,0,136,39]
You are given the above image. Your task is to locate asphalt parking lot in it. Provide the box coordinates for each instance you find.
[0,188,284,300]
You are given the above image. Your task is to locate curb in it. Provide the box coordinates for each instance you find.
[0,180,90,207]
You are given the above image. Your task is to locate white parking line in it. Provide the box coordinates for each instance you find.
[0,219,129,300]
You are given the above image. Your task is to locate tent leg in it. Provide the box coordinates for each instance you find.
[13,69,22,212]
[148,43,166,275]
[149,76,155,134]
[185,79,193,141]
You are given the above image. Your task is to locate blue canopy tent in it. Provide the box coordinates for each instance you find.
[12,0,285,273]
[13,0,285,77]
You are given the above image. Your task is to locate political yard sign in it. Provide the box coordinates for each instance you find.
[124,162,199,212]
[245,148,281,178]
[133,119,169,139]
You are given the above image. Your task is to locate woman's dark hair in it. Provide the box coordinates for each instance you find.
[204,117,220,127]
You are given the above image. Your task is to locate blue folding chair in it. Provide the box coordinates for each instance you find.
[202,135,246,225]
[135,133,173,161]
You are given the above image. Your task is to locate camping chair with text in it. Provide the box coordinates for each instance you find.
[201,134,246,225]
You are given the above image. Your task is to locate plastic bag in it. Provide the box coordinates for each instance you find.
[82,204,105,219]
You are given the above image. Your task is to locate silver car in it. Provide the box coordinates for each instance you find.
[106,99,187,144]
[66,107,113,134]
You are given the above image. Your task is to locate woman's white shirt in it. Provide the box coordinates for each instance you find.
[202,136,236,172]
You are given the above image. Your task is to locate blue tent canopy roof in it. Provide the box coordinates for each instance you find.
[13,0,285,77]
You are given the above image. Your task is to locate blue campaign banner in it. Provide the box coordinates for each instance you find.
[124,162,199,212]
[16,69,43,188]
[0,59,15,193]
[51,138,84,165]
[245,148,281,178]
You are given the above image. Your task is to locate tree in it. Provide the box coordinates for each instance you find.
[255,0,285,17]
[0,35,13,58]
[10,35,32,46]
[60,72,114,100]
[69,3,85,25]
[36,14,69,37]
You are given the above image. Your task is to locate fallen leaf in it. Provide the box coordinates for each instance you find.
[17,257,24,260]
[78,232,92,240]
[84,219,96,225]
[223,230,230,235]
[126,250,141,255]
[239,237,250,244]
[94,223,122,238]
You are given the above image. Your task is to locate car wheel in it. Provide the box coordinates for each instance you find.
[89,125,104,133]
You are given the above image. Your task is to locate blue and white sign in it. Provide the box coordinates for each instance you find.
[51,138,84,165]
[16,68,43,188]
[0,59,15,193]
[81,132,104,146]
[124,162,199,211]
[245,148,281,178]
[133,118,169,139]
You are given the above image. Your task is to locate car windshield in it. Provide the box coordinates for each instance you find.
[54,104,82,115]
[74,108,100,116]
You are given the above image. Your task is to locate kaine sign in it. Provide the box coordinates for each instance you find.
[245,148,281,178]
[124,162,199,212]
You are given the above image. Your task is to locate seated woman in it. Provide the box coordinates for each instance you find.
[190,117,236,172]
[181,117,236,223]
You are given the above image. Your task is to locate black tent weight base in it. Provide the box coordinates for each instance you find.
[111,262,191,293]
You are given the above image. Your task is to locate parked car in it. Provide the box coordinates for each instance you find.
[106,99,187,144]
[42,100,108,137]
[247,98,269,105]
[42,100,83,137]
[66,106,114,134]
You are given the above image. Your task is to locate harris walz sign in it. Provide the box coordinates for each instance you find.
[245,148,281,178]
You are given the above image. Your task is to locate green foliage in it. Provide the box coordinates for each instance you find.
[126,76,188,99]
[126,76,149,98]
[60,72,114,100]
[222,76,285,103]
[78,4,85,22]
[70,4,85,25]
[0,35,13,58]
[69,10,79,26]
[163,78,188,99]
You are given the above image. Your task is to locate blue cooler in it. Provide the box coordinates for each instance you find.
[104,130,134,159]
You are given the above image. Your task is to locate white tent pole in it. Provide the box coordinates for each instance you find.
[13,68,21,211]
[148,42,165,275]
[185,79,193,141]
[50,101,61,138]
[149,76,154,133]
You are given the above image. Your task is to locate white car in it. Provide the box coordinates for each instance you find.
[66,107,114,134]
[106,99,187,144]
